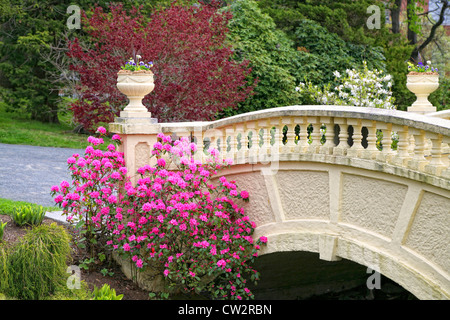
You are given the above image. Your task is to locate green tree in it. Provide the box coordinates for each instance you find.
[219,0,302,117]
[257,0,417,111]
[0,0,156,124]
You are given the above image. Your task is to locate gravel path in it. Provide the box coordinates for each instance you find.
[0,143,84,208]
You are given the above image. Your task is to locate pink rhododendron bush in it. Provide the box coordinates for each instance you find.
[51,128,266,300]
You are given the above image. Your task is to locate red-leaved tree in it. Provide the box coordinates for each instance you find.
[68,1,255,130]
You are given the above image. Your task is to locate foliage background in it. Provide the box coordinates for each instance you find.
[0,0,448,130]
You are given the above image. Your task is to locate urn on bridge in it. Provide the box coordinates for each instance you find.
[116,56,155,118]
[406,61,439,115]
[117,70,154,116]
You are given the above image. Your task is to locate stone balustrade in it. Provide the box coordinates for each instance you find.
[111,105,450,188]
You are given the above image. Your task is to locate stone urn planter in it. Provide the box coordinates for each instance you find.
[117,69,154,116]
[406,72,439,114]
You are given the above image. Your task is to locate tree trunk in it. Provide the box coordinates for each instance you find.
[407,0,420,62]
[391,0,402,34]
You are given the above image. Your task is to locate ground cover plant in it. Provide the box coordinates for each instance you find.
[51,128,267,300]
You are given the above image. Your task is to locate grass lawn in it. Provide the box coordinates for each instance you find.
[0,198,59,215]
[0,108,113,150]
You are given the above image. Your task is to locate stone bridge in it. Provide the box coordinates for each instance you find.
[110,105,450,300]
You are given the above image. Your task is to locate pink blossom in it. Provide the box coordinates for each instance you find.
[111,172,121,179]
[259,236,268,243]
[107,144,115,151]
[142,202,152,212]
[152,182,162,192]
[240,190,249,199]
[157,158,166,167]
[96,126,106,134]
[217,259,226,268]
[136,259,144,268]
[107,195,117,204]
[139,216,148,225]
[111,134,121,140]
[123,243,131,251]
[164,269,170,277]
[60,180,69,188]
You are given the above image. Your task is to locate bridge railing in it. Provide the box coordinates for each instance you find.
[154,106,450,181]
[110,105,450,185]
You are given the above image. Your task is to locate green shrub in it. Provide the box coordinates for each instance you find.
[92,284,123,300]
[0,220,6,241]
[0,244,10,294]
[11,205,45,227]
[5,223,71,300]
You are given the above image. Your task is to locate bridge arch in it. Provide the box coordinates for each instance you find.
[110,105,450,299]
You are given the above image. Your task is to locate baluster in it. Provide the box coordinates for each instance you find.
[376,123,393,162]
[408,129,429,171]
[247,122,257,164]
[271,118,282,160]
[424,133,446,175]
[308,116,321,154]
[235,124,245,164]
[320,116,335,155]
[333,118,349,156]
[192,126,204,163]
[442,136,450,179]
[346,119,364,158]
[258,120,270,163]
[220,128,227,160]
[362,120,378,160]
[281,118,293,155]
[226,126,236,164]
[298,117,309,154]
[391,125,410,167]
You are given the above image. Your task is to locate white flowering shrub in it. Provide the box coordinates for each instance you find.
[296,61,399,150]
[296,61,395,110]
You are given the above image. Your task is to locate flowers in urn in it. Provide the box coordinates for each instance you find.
[121,55,154,72]
[407,61,438,74]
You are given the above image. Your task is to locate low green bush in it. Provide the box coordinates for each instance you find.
[5,223,72,300]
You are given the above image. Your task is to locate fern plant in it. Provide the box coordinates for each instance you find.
[92,284,123,300]
[11,205,45,227]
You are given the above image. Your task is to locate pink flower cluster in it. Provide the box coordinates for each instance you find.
[51,129,266,300]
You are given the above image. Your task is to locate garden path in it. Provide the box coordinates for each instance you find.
[0,143,83,222]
